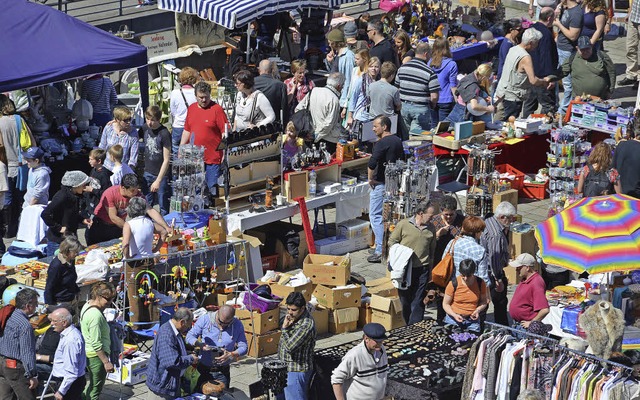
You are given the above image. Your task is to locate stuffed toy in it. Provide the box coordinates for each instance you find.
[578,300,624,360]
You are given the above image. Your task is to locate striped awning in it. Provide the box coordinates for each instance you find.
[158,0,361,30]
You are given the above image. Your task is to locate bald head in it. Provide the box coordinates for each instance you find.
[218,305,236,319]
[539,7,555,26]
[259,60,272,75]
[50,307,72,332]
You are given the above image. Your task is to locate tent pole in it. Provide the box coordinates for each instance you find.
[138,66,150,111]
[305,8,311,53]
[246,25,251,64]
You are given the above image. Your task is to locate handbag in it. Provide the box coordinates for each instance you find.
[430,237,459,288]
[290,88,314,141]
[14,115,31,151]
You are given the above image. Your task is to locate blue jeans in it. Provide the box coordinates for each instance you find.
[205,163,221,197]
[141,172,170,216]
[433,102,455,126]
[369,184,385,254]
[171,127,184,158]
[557,48,575,114]
[444,314,482,333]
[401,103,432,134]
[276,370,313,400]
[445,103,493,124]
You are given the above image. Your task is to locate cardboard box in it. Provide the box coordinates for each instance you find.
[314,235,369,255]
[311,306,329,335]
[236,308,279,335]
[369,295,405,330]
[509,230,537,259]
[493,189,518,213]
[217,293,237,306]
[358,304,372,328]
[303,254,351,286]
[329,307,359,334]
[247,330,282,358]
[313,285,361,310]
[366,277,398,297]
[371,309,406,330]
[269,281,314,303]
[107,351,150,385]
[247,222,309,271]
[208,217,227,245]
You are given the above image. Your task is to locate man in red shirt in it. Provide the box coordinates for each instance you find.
[86,174,170,245]
[508,253,549,328]
[181,81,230,198]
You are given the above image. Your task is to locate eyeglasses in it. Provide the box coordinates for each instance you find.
[367,29,375,33]
[217,316,233,326]
[102,295,114,303]
[120,118,132,124]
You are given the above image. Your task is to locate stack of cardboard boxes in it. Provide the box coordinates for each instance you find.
[304,254,362,334]
[359,278,406,331]
[237,307,282,358]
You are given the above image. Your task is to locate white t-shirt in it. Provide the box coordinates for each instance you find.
[127,216,154,258]
[169,86,197,129]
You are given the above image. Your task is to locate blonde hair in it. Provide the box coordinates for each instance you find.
[291,59,307,75]
[476,63,493,78]
[286,121,296,133]
[89,148,106,163]
[144,105,162,121]
[113,106,132,121]
[108,144,124,163]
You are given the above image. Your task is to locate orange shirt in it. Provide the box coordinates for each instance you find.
[445,276,487,316]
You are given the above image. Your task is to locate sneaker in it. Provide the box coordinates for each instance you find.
[367,248,376,254]
[618,77,637,86]
[367,253,382,263]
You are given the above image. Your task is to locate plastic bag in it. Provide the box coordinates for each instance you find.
[76,249,109,284]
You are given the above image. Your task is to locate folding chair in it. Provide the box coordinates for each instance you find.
[125,322,159,353]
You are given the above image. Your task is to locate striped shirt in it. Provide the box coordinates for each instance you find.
[0,309,37,378]
[331,341,388,399]
[631,0,640,24]
[278,310,316,372]
[98,123,139,172]
[80,77,117,115]
[480,216,511,282]
[52,325,86,395]
[443,235,491,289]
[395,58,441,107]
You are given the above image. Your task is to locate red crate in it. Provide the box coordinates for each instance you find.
[521,181,549,200]
[261,255,278,272]
[495,164,525,190]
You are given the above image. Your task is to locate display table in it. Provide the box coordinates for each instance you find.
[226,181,370,233]
[451,37,504,61]
[313,319,474,400]
[434,132,550,175]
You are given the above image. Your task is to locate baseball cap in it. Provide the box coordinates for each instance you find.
[577,36,591,50]
[23,147,44,160]
[509,253,536,268]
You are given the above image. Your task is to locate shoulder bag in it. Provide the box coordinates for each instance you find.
[430,237,459,288]
[290,88,314,141]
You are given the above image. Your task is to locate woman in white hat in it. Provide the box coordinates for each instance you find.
[41,170,92,256]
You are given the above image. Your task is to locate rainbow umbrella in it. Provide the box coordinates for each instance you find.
[535,194,640,274]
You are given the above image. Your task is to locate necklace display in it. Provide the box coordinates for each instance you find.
[314,319,475,396]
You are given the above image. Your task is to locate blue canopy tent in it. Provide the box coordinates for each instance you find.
[0,0,149,109]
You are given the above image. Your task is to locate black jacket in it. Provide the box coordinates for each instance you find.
[41,186,81,244]
[254,74,289,123]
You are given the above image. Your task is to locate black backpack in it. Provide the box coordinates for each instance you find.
[583,164,613,197]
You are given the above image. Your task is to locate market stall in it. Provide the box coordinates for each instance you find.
[313,319,476,400]
[0,0,149,109]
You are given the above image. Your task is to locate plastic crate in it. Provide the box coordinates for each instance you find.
[521,181,549,200]
[261,255,278,272]
[495,164,525,190]
[243,288,281,313]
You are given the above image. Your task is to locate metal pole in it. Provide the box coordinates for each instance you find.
[246,25,251,64]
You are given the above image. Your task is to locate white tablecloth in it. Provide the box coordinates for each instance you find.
[226,182,370,233]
